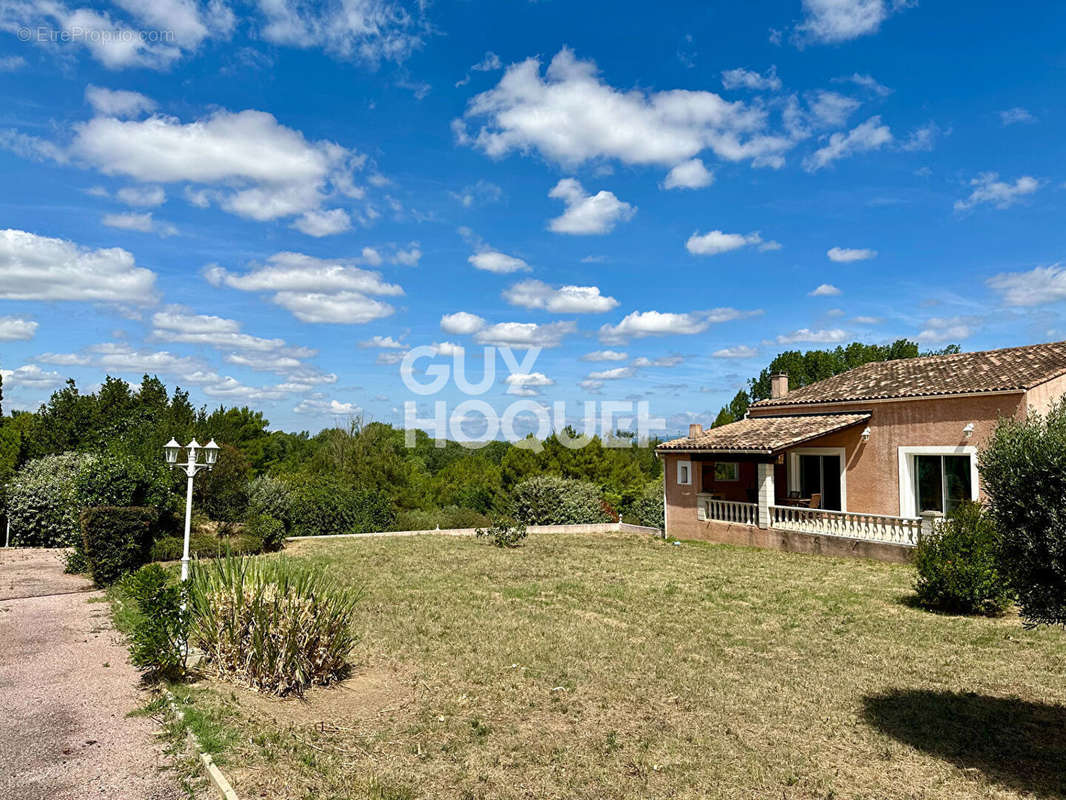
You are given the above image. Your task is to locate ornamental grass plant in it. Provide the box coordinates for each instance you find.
[187,554,360,696]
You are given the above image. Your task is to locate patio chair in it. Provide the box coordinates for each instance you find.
[808,493,822,509]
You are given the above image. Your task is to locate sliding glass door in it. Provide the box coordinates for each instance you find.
[914,455,972,514]
[797,453,842,510]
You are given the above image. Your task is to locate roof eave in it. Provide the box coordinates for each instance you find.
[753,388,1026,409]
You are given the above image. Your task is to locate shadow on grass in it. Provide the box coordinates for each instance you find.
[863,689,1066,798]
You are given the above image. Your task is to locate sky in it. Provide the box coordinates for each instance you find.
[0,0,1064,439]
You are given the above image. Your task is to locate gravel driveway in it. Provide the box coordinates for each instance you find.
[0,549,183,800]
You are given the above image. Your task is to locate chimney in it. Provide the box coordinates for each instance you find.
[688,423,703,438]
[770,372,789,399]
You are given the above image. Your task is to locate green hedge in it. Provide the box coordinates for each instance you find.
[81,506,158,586]
[285,475,394,536]
[511,475,614,526]
[392,506,491,531]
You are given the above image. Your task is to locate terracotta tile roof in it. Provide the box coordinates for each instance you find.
[656,413,870,454]
[752,341,1066,408]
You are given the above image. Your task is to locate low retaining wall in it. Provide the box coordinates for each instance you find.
[671,519,913,564]
[286,521,662,542]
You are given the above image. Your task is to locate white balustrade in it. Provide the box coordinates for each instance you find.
[769,505,922,546]
[697,494,758,526]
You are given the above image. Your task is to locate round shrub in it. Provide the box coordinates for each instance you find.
[913,502,1012,616]
[7,452,97,547]
[511,475,614,526]
[244,513,286,552]
[246,475,295,525]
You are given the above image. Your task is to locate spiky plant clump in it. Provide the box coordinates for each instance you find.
[187,555,360,696]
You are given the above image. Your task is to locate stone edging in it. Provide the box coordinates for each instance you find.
[166,691,240,800]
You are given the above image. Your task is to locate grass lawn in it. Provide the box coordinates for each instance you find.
[184,533,1066,800]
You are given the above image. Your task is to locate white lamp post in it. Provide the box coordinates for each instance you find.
[165,437,220,581]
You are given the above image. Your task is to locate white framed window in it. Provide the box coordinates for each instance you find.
[897,446,979,517]
[676,459,692,486]
[713,462,739,482]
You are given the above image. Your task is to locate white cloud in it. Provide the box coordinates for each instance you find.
[579,379,603,391]
[776,328,848,344]
[439,314,577,349]
[440,312,486,335]
[900,122,943,152]
[469,250,530,274]
[472,51,502,71]
[69,108,367,232]
[827,246,877,262]
[0,1,233,69]
[721,66,781,92]
[359,335,406,349]
[713,345,758,358]
[0,55,26,71]
[835,73,892,96]
[805,91,861,129]
[0,316,38,341]
[102,211,178,237]
[253,0,424,64]
[449,179,503,207]
[852,315,882,324]
[599,308,761,344]
[632,355,683,367]
[0,364,63,390]
[580,350,628,362]
[116,185,166,207]
[954,172,1039,211]
[38,341,312,401]
[803,116,892,171]
[151,306,314,360]
[547,178,635,235]
[587,366,635,380]
[502,279,618,313]
[809,283,841,296]
[662,159,714,190]
[686,230,778,256]
[85,86,156,118]
[1000,107,1036,126]
[796,0,910,44]
[205,251,402,324]
[474,320,576,349]
[505,371,554,396]
[987,264,1066,307]
[0,228,157,304]
[292,397,361,415]
[456,47,794,170]
[291,208,351,237]
[918,316,978,342]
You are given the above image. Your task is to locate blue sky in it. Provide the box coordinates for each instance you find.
[0,0,1064,437]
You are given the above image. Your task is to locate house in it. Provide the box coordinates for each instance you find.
[656,341,1066,562]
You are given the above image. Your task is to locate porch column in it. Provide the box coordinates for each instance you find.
[756,461,774,529]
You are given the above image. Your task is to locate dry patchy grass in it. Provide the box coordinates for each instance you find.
[190,533,1066,800]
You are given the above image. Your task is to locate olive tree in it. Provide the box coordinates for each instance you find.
[979,400,1066,627]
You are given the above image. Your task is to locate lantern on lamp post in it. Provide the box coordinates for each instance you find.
[165,437,220,581]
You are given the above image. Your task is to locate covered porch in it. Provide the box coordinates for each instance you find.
[662,413,926,548]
